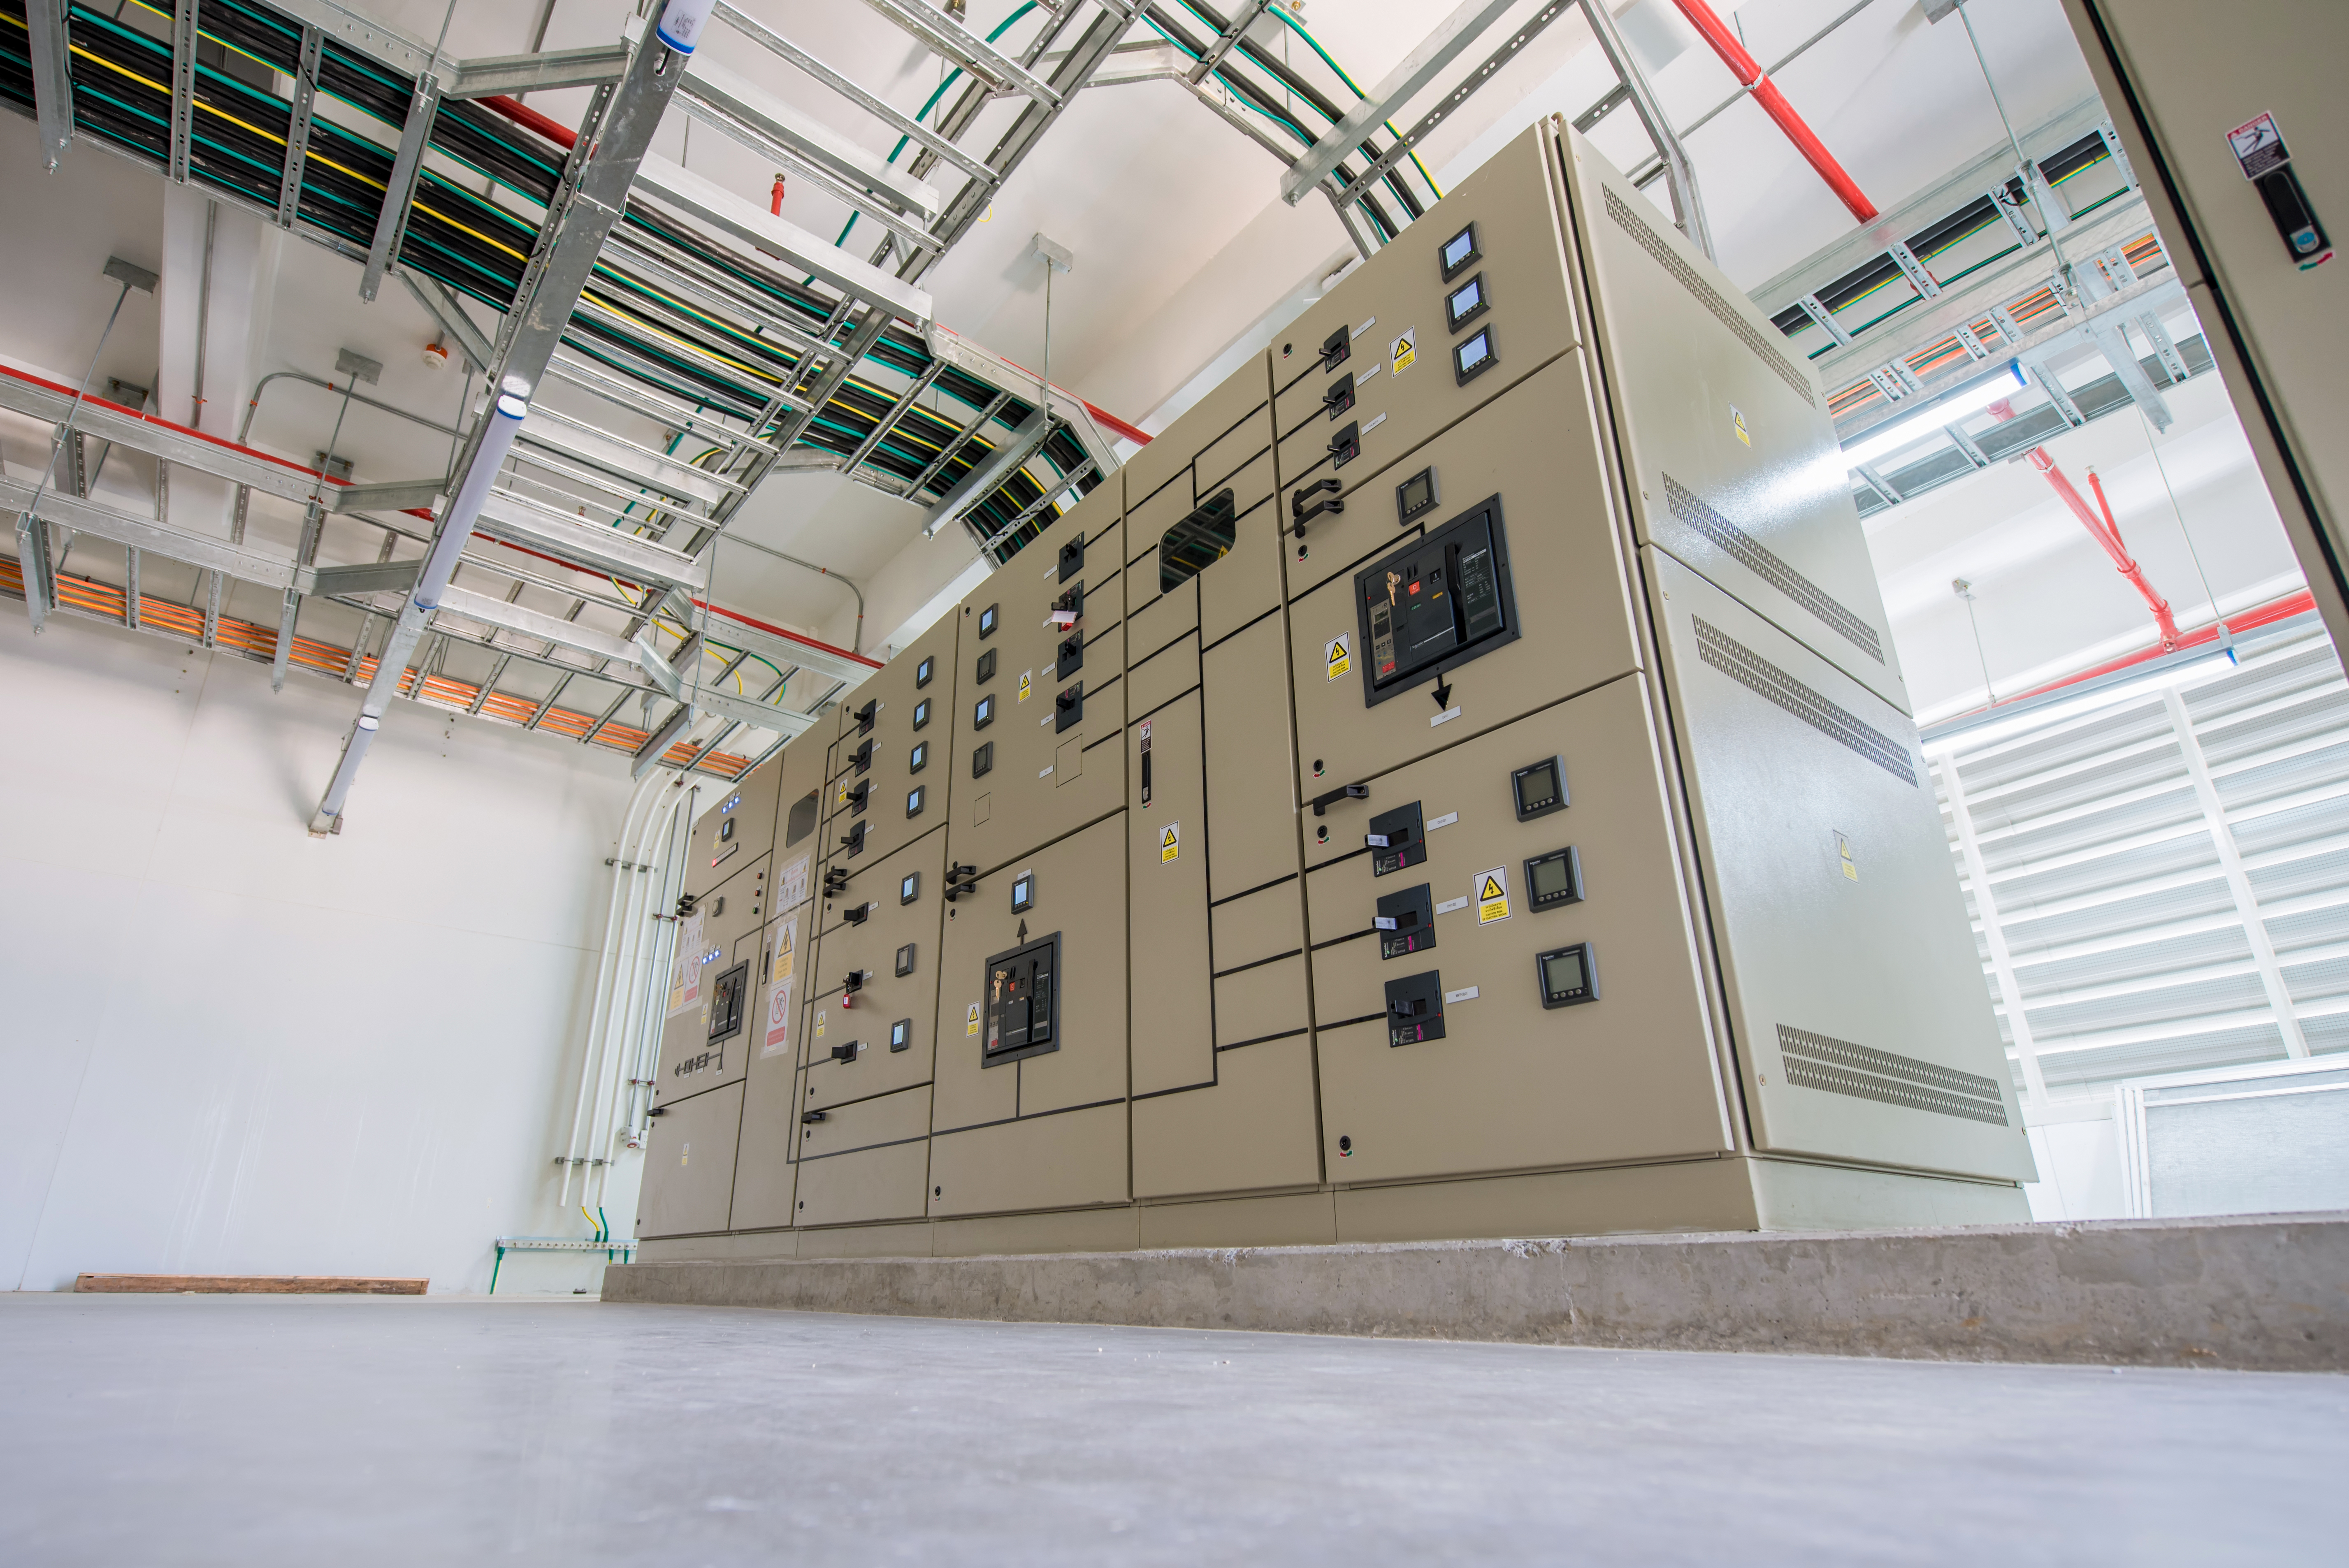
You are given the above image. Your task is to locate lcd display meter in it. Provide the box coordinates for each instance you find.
[1525,847,1584,909]
[1445,274,1488,333]
[1537,943,1598,1009]
[1454,327,1497,385]
[1439,222,1479,279]
[1396,466,1439,525]
[1512,756,1568,820]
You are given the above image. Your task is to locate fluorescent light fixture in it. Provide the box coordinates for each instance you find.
[1842,362,2028,471]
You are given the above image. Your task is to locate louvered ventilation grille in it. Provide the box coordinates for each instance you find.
[1930,624,2349,1109]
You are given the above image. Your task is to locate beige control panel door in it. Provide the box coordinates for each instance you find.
[655,852,771,1105]
[1129,688,1214,1098]
[1286,350,1640,809]
[792,1083,932,1228]
[730,733,829,1232]
[636,1080,743,1238]
[931,813,1129,1170]
[1557,127,1908,714]
[683,756,784,903]
[819,611,960,872]
[1272,127,1582,507]
[800,827,948,1113]
[1126,372,1278,654]
[1644,550,2035,1182]
[1307,677,1732,1185]
[945,485,1127,873]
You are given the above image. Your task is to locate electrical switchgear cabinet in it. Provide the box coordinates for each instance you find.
[652,120,2033,1262]
[654,853,772,1105]
[730,731,831,1232]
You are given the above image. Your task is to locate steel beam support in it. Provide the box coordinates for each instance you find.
[631,704,695,778]
[1188,0,1273,82]
[630,155,934,329]
[905,391,1012,499]
[125,546,141,628]
[168,0,200,184]
[0,369,361,507]
[859,0,1062,107]
[921,407,1052,539]
[26,0,74,171]
[1281,0,1514,204]
[1575,0,1713,259]
[1885,239,1941,299]
[2138,310,2191,385]
[2084,317,2174,431]
[13,516,53,630]
[444,44,631,100]
[843,362,945,477]
[398,271,492,369]
[679,53,941,220]
[276,28,326,226]
[712,1,996,183]
[910,7,1131,278]
[360,77,443,302]
[2021,356,2085,427]
[267,0,436,76]
[0,476,304,591]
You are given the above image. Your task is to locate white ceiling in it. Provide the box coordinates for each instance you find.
[0,0,2318,717]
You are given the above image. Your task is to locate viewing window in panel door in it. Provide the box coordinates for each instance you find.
[1159,488,1237,592]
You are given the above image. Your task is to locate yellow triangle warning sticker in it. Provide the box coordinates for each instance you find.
[1161,823,1181,863]
[1326,634,1350,681]
[1475,865,1511,924]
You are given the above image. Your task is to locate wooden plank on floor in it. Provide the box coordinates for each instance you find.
[73,1274,428,1295]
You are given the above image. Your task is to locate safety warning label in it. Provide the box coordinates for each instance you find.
[1326,633,1350,680]
[1161,822,1181,863]
[1475,866,1511,924]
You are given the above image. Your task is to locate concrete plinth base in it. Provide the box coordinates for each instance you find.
[604,1212,2349,1370]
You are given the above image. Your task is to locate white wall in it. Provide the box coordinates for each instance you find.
[0,610,638,1292]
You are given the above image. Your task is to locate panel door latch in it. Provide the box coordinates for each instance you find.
[1310,782,1370,816]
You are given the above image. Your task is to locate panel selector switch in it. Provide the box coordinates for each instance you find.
[1321,323,1350,371]
[1329,420,1360,469]
[1292,478,1342,534]
[851,739,873,775]
[1365,800,1426,877]
[1055,682,1084,733]
[1375,882,1437,960]
[853,700,877,736]
[1058,531,1086,578]
[1057,634,1084,680]
[1384,970,1446,1046]
[1323,377,1355,420]
[830,1040,861,1063]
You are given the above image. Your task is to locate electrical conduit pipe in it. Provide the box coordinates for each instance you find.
[582,777,692,1215]
[1667,0,1879,223]
[615,790,698,1176]
[559,768,674,1209]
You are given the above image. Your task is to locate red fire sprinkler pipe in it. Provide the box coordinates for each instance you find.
[1667,0,1879,224]
[1985,398,2181,649]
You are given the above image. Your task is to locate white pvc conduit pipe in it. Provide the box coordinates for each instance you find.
[559,768,671,1208]
[610,793,696,1190]
[562,770,696,1215]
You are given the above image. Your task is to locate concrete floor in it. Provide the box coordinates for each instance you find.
[1,1297,2342,1566]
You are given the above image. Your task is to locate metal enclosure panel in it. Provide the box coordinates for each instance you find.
[1555,128,1909,714]
[1643,550,2035,1181]
[1130,690,1215,1098]
[1197,449,1283,649]
[1289,353,1640,842]
[819,610,961,872]
[729,732,833,1229]
[932,814,1129,1133]
[637,1080,744,1237]
[944,492,1126,872]
[1211,881,1306,972]
[685,756,783,900]
[1122,353,1271,511]
[927,1100,1128,1218]
[1270,128,1582,493]
[2058,0,2349,652]
[801,828,948,1112]
[1133,1034,1321,1199]
[1308,677,1733,1185]
[793,1084,932,1227]
[1126,574,1198,663]
[656,852,772,1104]
[1214,956,1309,1049]
[1128,631,1201,719]
[1202,614,1305,903]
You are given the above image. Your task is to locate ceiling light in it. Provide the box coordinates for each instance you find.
[1842,361,2028,470]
